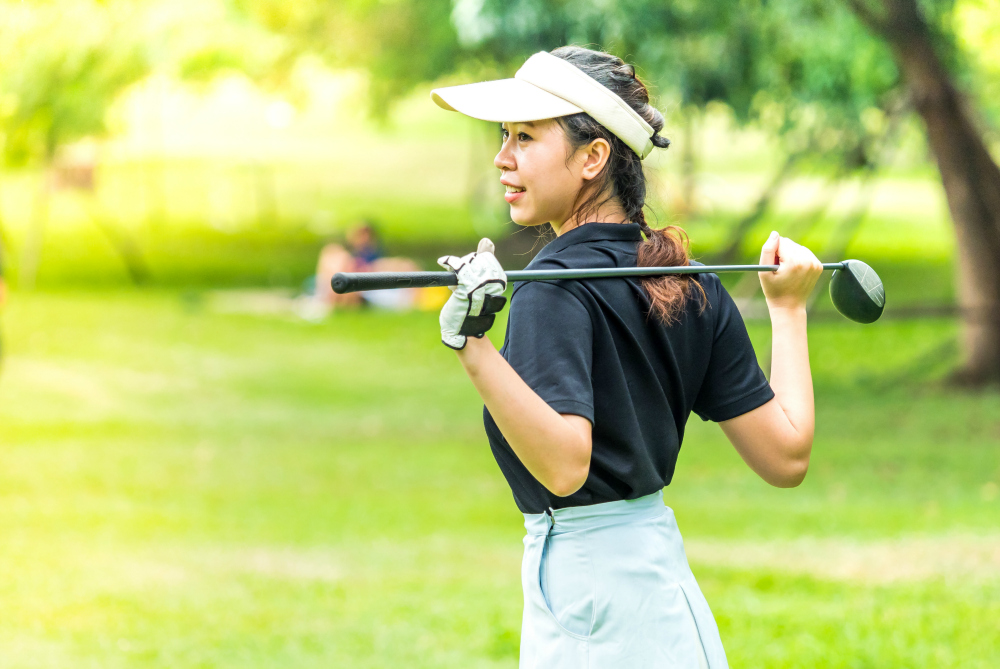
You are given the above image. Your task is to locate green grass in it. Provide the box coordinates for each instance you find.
[0,288,998,667]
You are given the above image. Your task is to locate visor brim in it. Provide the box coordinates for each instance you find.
[431,78,583,123]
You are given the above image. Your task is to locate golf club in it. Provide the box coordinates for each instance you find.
[332,259,885,323]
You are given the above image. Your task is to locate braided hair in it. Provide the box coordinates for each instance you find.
[551,46,705,325]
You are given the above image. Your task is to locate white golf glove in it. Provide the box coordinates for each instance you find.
[438,238,508,350]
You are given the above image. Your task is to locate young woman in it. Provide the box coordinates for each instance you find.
[431,46,823,668]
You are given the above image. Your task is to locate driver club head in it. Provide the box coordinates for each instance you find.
[829,259,885,323]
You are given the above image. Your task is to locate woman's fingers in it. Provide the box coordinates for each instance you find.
[477,237,496,254]
[758,232,823,309]
[772,236,821,273]
[786,240,823,276]
[759,230,780,266]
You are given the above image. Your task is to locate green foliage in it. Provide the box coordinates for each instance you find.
[0,0,291,167]
[0,1,150,165]
[450,0,908,169]
[239,0,990,175]
[234,0,462,116]
[954,0,1000,131]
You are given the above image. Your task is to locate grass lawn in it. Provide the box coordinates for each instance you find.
[1,289,998,668]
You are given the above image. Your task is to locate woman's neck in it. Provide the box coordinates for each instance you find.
[551,198,629,236]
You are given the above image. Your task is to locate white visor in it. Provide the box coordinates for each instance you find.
[431,52,655,159]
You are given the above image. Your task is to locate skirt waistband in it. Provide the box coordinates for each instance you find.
[523,489,667,536]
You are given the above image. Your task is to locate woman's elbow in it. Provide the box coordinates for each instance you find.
[542,424,592,497]
[769,456,810,488]
[767,436,812,488]
[546,464,590,497]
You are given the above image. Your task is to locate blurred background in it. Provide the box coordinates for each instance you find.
[0,0,998,666]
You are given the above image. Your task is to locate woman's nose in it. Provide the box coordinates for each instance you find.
[494,143,515,171]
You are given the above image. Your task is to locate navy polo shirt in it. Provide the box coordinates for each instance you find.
[484,222,774,514]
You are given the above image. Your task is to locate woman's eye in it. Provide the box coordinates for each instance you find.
[500,128,530,143]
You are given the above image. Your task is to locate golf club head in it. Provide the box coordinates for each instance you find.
[829,259,885,323]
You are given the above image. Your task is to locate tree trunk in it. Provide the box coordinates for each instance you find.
[19,169,51,290]
[851,0,1000,384]
[713,150,800,264]
[677,106,699,218]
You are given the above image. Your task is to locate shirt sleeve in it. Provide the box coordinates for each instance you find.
[692,279,774,422]
[503,281,595,423]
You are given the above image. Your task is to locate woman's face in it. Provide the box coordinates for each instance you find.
[495,119,590,229]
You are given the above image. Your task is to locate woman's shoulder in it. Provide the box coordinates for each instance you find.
[686,262,730,308]
[525,243,628,272]
[514,245,616,303]
[685,260,727,293]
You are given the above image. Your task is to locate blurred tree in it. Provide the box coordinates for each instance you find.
[0,3,147,167]
[952,0,1000,134]
[0,0,290,167]
[251,0,899,183]
[242,0,1000,384]
[0,1,151,286]
[233,0,463,117]
[0,0,289,286]
[843,0,1000,385]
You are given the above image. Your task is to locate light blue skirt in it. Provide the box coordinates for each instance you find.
[519,490,727,668]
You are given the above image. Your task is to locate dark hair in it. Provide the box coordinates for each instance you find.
[551,45,705,325]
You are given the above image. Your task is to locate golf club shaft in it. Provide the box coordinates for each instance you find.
[332,262,847,294]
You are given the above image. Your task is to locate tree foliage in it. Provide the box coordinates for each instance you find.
[233,0,462,115]
[238,0,994,175]
[0,0,288,167]
[0,1,150,165]
[452,0,911,167]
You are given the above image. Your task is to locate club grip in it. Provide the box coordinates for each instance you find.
[331,271,458,294]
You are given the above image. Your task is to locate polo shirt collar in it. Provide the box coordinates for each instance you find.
[536,222,643,259]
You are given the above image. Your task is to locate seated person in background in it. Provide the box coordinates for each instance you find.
[312,222,424,312]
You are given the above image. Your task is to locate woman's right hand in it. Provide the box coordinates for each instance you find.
[757,231,824,311]
[438,238,508,350]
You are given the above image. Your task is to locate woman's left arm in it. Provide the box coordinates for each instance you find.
[718,233,822,487]
[457,337,592,497]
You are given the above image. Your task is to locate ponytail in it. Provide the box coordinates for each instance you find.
[551,46,705,325]
[635,219,706,325]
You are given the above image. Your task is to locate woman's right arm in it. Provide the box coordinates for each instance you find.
[456,337,593,497]
[718,232,823,488]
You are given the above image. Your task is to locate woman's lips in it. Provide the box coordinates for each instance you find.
[504,190,525,204]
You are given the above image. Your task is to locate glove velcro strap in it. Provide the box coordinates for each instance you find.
[458,313,496,337]
[481,293,507,315]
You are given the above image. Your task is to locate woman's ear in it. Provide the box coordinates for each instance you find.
[580,138,612,181]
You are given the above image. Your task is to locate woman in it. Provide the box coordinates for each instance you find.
[432,46,823,668]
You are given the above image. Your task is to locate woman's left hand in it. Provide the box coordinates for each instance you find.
[438,238,508,350]
[758,231,824,311]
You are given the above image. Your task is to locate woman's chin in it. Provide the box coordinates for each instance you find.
[509,208,545,227]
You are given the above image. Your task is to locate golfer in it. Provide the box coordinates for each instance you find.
[433,46,823,668]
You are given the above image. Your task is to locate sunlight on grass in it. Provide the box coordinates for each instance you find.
[0,290,997,667]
